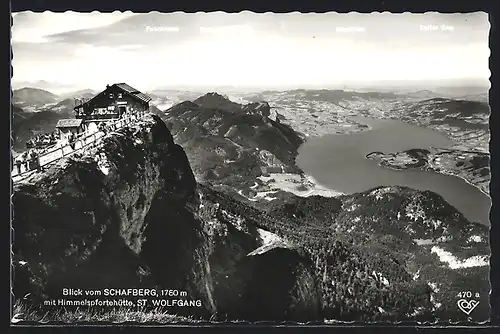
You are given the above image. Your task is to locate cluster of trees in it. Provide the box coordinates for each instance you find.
[283,234,433,321]
[199,183,489,321]
[197,185,435,321]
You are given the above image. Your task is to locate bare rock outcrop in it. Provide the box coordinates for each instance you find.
[11,114,321,321]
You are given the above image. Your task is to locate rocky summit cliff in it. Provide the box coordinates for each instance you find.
[11,115,319,322]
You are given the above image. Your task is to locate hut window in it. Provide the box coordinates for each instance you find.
[109,93,114,98]
[118,93,123,98]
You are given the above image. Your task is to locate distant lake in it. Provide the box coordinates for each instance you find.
[296,117,491,226]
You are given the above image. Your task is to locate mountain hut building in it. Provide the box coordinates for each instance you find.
[73,83,152,131]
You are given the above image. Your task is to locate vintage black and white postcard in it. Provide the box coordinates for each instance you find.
[10,11,492,326]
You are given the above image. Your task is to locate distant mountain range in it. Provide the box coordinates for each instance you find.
[12,88,59,107]
[399,89,488,102]
[11,85,490,153]
[58,89,98,99]
[11,80,83,94]
[245,88,488,104]
[12,87,97,108]
[398,98,490,130]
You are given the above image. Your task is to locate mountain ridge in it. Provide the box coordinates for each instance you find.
[163,93,305,188]
[13,87,59,107]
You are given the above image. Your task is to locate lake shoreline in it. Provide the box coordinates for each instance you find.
[299,115,490,200]
[367,155,491,199]
[364,147,490,199]
[296,116,491,226]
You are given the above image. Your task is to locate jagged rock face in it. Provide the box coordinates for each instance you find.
[140,192,217,317]
[200,199,260,317]
[11,115,319,320]
[243,102,271,118]
[270,110,286,123]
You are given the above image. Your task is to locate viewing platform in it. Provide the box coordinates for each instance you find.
[11,113,148,183]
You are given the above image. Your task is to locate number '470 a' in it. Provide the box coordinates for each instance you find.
[457,291,480,298]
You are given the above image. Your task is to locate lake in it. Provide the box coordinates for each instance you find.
[296,117,491,226]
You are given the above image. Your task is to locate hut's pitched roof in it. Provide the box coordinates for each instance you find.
[74,83,152,109]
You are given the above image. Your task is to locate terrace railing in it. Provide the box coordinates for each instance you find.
[11,113,145,183]
[76,113,120,120]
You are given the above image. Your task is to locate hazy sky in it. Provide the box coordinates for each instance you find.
[11,11,490,91]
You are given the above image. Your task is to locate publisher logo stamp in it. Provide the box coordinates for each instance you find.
[457,299,479,315]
